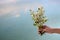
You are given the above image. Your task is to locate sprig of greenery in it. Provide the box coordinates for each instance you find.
[30,6,48,35]
[30,6,47,27]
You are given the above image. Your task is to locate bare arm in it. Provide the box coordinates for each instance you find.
[38,25,60,34]
[51,28,60,34]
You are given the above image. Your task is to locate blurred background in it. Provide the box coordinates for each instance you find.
[0,0,60,40]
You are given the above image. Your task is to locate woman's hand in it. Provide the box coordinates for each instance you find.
[38,25,53,34]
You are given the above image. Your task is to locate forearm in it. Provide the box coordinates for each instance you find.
[51,28,60,34]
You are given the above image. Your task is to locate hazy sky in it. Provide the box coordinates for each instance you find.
[0,0,60,40]
[0,0,60,27]
[0,0,60,16]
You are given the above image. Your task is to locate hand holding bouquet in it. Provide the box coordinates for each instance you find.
[30,6,48,35]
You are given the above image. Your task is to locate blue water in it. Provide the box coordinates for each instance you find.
[0,0,60,40]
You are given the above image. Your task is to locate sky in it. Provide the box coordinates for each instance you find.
[0,0,60,16]
[0,0,60,40]
[0,0,60,26]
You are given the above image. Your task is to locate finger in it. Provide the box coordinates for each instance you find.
[38,30,45,35]
[38,30,41,34]
[38,31,42,34]
[38,30,40,34]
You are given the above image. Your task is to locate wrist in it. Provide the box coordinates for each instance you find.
[46,28,55,33]
[50,28,55,33]
[50,28,58,33]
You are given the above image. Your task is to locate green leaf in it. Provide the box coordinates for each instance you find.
[33,23,37,26]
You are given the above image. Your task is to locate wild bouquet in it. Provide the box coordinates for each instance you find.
[30,6,47,35]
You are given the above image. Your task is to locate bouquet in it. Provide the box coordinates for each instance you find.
[30,6,48,35]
